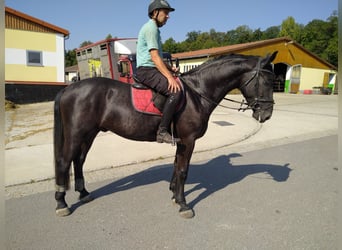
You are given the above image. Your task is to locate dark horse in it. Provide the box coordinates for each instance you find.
[54,52,277,218]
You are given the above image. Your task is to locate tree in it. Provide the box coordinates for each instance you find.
[65,49,77,67]
[324,12,338,66]
[279,16,303,41]
[324,36,337,66]
[209,29,226,46]
[163,37,180,53]
[185,31,201,43]
[234,25,254,43]
[79,41,93,47]
[252,28,263,41]
[195,32,219,49]
[300,11,338,66]
[261,26,280,40]
[301,19,329,55]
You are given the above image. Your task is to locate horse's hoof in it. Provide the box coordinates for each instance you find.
[80,194,94,203]
[179,208,195,219]
[56,207,71,217]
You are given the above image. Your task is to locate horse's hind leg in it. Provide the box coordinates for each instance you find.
[73,132,98,203]
[55,150,74,216]
[55,133,92,216]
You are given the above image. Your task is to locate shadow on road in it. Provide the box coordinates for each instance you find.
[70,154,292,213]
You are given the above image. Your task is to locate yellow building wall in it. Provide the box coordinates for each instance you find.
[5,29,63,82]
[300,68,335,90]
[5,29,56,51]
[5,64,57,82]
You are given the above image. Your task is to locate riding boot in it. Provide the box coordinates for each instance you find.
[157,93,181,144]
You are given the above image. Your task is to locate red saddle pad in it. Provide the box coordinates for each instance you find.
[131,87,162,116]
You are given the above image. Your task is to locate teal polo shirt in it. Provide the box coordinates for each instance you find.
[137,19,163,68]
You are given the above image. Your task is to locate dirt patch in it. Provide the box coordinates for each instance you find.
[5,102,54,149]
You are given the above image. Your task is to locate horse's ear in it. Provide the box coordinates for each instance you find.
[269,51,278,62]
[261,51,278,68]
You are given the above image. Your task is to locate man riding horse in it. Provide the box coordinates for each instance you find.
[136,0,181,144]
[53,0,277,218]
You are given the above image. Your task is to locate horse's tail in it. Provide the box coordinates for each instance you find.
[53,89,69,189]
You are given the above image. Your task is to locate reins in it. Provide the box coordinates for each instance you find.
[181,76,251,111]
[186,87,250,111]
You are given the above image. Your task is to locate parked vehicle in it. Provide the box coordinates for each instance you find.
[76,38,173,84]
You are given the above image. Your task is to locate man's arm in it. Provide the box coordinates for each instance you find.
[150,49,180,93]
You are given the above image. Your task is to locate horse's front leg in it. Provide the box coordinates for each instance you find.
[171,141,195,218]
[73,168,93,203]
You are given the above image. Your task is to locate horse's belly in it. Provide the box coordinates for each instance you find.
[103,114,160,142]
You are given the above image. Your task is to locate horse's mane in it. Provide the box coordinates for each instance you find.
[180,53,258,76]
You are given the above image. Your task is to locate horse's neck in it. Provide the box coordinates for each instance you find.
[184,66,245,103]
[181,70,240,118]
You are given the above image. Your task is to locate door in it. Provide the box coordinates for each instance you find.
[118,60,134,83]
[285,64,302,93]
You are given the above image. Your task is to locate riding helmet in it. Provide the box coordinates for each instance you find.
[148,0,175,17]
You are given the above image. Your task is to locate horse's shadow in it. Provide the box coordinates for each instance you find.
[70,153,292,212]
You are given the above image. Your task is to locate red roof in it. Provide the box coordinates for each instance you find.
[172,37,294,59]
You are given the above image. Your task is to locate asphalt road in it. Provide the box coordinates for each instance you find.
[5,135,338,250]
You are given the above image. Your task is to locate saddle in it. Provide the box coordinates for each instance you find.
[131,76,184,116]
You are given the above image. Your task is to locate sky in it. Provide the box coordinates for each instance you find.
[5,0,338,50]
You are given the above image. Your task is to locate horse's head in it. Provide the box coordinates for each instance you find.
[239,52,278,123]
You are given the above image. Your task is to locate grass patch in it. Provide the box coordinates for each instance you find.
[5,100,18,111]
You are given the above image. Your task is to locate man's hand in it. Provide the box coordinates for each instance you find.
[150,49,181,93]
[171,65,180,73]
[167,76,181,93]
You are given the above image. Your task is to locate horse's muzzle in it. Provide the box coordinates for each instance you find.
[252,107,273,123]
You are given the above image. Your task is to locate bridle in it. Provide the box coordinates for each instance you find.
[182,59,275,112]
[238,59,275,111]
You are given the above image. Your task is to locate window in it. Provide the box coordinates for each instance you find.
[118,61,131,77]
[27,50,43,66]
[87,48,92,58]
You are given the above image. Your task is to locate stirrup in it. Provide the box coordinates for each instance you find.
[157,129,180,145]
